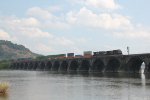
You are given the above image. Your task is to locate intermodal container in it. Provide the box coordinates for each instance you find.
[113,49,122,55]
[67,53,74,57]
[106,51,114,55]
[75,55,83,58]
[56,54,66,59]
[93,52,99,56]
[99,51,107,55]
[84,51,92,56]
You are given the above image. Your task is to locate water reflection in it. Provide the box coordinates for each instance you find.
[141,74,146,86]
[141,62,145,74]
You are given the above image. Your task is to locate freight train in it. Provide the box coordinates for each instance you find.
[47,49,122,59]
[93,49,122,56]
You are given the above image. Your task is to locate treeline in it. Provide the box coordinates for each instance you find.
[0,60,10,70]
[36,54,64,60]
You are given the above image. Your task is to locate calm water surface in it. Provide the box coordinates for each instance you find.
[0,71,150,100]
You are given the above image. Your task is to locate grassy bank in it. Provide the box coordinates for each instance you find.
[0,60,10,70]
[0,82,9,96]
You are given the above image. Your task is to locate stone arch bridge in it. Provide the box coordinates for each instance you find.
[10,53,150,73]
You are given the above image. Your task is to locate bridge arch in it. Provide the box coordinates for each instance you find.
[33,62,39,70]
[28,62,34,70]
[91,59,104,72]
[146,62,150,73]
[79,60,90,72]
[38,61,45,70]
[12,63,16,69]
[105,58,120,72]
[19,62,24,70]
[24,62,28,70]
[14,63,18,69]
[127,57,144,73]
[15,63,19,70]
[11,63,16,69]
[10,63,14,69]
[69,60,79,71]
[14,63,17,69]
[52,61,60,71]
[16,63,20,70]
[45,61,52,70]
[59,61,68,71]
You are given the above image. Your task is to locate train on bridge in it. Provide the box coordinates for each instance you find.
[14,49,122,61]
[9,49,150,73]
[46,49,122,60]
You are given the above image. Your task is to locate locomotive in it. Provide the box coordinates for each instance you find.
[93,49,122,56]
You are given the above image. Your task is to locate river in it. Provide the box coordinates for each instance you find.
[0,70,150,100]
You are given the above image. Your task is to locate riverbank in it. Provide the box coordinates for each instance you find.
[0,60,10,70]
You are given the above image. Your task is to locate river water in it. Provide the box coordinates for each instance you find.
[0,71,150,100]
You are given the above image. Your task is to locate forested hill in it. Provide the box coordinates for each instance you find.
[0,40,38,60]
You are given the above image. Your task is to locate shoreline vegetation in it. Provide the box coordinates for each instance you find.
[0,60,10,70]
[0,82,9,96]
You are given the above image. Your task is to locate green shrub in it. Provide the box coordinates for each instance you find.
[0,60,10,70]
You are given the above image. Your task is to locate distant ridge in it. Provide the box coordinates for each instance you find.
[0,40,39,60]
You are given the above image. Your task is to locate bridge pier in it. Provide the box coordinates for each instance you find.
[51,61,60,71]
[59,61,68,72]
[78,59,91,72]
[44,61,52,71]
[144,62,150,73]
[89,58,105,73]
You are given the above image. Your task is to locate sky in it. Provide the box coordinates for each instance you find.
[0,0,150,55]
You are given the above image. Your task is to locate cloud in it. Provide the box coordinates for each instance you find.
[48,5,62,12]
[8,17,39,27]
[73,0,120,10]
[4,17,39,28]
[20,17,40,27]
[27,7,69,30]
[27,7,55,20]
[31,36,86,54]
[0,16,53,38]
[75,38,87,43]
[36,43,54,54]
[0,29,10,40]
[19,27,54,38]
[26,6,132,30]
[113,28,150,38]
[66,7,132,30]
[55,37,75,46]
[0,15,86,54]
[84,0,121,10]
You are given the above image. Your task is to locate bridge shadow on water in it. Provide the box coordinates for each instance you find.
[33,70,150,87]
[39,70,150,79]
[12,69,150,87]
[64,72,150,86]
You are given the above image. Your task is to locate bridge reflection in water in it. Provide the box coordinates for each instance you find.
[10,53,150,73]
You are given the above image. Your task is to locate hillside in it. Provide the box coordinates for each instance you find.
[0,40,38,60]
